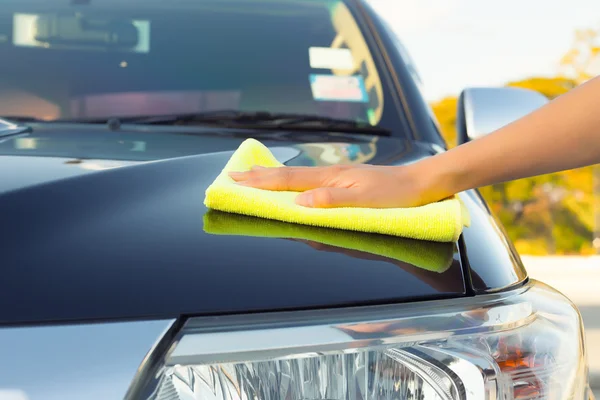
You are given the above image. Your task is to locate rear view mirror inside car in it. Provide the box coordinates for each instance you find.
[12,13,150,53]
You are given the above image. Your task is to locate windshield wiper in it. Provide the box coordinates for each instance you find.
[0,111,392,136]
[94,110,392,136]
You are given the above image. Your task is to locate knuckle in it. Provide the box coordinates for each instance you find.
[281,167,293,179]
[277,168,292,184]
[264,167,291,189]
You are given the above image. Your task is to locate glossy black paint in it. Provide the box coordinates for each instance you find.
[0,124,527,325]
[459,191,528,292]
[1,127,465,325]
[461,190,528,292]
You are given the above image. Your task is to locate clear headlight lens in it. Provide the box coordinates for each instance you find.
[129,280,587,400]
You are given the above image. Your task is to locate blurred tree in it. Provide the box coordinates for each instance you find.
[506,77,577,97]
[430,97,458,148]
[560,27,600,254]
[560,28,600,84]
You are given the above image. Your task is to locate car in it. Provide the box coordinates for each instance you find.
[0,0,592,399]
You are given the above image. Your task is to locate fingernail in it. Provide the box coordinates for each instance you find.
[228,171,244,178]
[296,193,314,207]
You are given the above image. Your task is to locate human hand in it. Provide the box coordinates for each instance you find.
[228,164,450,208]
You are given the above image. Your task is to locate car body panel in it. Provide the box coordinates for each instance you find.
[0,319,175,399]
[459,191,528,292]
[0,126,466,325]
[0,125,526,326]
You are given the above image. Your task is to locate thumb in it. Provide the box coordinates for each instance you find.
[295,187,357,208]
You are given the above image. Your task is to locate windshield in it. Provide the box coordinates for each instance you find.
[0,0,404,133]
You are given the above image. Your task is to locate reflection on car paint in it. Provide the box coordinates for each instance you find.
[66,159,143,171]
[294,136,378,165]
[203,210,459,277]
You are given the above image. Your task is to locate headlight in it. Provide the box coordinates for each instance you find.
[127,280,587,400]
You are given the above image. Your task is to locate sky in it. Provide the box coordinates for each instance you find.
[368,0,600,101]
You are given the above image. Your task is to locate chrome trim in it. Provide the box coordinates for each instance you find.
[387,348,462,399]
[168,284,533,366]
[431,143,446,154]
[419,345,498,399]
[0,119,31,142]
[0,319,175,400]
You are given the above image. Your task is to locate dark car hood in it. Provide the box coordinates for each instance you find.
[0,124,523,325]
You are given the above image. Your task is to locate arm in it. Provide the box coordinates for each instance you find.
[427,75,600,198]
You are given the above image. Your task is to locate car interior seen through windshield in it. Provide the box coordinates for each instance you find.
[0,0,403,133]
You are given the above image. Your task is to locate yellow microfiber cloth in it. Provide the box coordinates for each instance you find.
[203,211,455,273]
[204,138,469,242]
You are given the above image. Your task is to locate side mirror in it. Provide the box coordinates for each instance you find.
[456,87,549,146]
